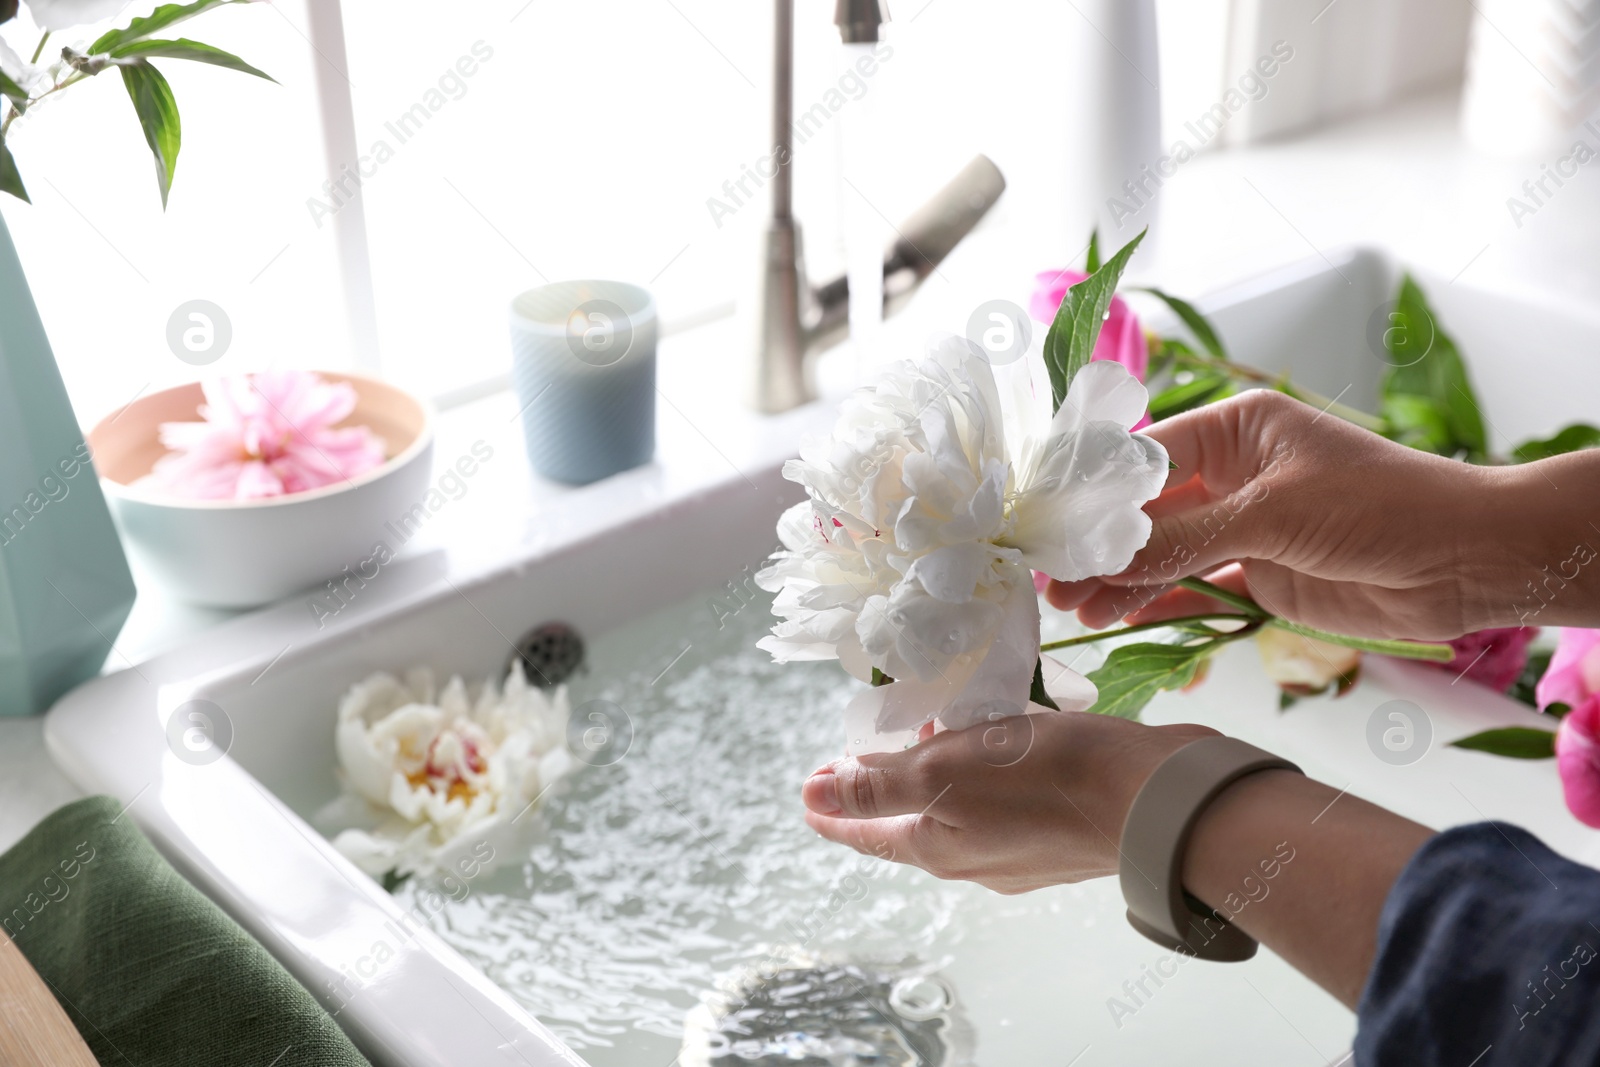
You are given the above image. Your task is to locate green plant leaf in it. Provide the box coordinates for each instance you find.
[0,69,27,110]
[91,0,249,53]
[1029,657,1061,710]
[1449,726,1557,759]
[1506,647,1553,708]
[1379,393,1454,454]
[0,134,27,202]
[1548,702,1572,719]
[1266,618,1454,662]
[1379,274,1487,459]
[1511,423,1600,464]
[1136,287,1228,362]
[1084,228,1100,273]
[119,60,181,208]
[1042,227,1146,414]
[1149,373,1232,421]
[1084,639,1214,720]
[108,38,275,81]
[871,667,893,687]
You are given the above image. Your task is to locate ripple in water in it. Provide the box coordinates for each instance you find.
[392,591,974,1066]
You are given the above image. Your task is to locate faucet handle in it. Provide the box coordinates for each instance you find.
[834,0,889,43]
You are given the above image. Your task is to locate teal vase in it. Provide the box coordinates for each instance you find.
[0,212,136,715]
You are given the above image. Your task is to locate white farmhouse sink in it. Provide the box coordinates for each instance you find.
[45,247,1600,1067]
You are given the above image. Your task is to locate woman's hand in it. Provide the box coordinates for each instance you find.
[1048,389,1600,640]
[802,711,1217,893]
[803,709,1434,1007]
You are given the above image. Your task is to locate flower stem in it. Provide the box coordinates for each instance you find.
[1039,613,1250,651]
[1175,576,1268,618]
[29,32,50,65]
[1172,351,1388,434]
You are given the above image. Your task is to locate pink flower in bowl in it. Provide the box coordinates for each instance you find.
[146,369,388,501]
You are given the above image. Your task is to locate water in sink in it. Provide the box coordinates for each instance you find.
[367,581,1352,1065]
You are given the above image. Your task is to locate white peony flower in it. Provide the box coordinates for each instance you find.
[756,335,1168,753]
[325,666,574,878]
[21,0,129,32]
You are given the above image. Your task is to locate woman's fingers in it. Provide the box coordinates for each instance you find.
[1076,582,1172,629]
[1121,565,1249,623]
[802,750,948,821]
[1100,488,1282,588]
[803,812,924,864]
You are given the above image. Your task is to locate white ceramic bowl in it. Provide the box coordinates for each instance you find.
[88,372,435,609]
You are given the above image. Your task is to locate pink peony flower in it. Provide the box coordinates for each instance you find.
[1557,695,1600,828]
[1419,626,1536,692]
[1536,628,1600,712]
[1532,630,1600,828]
[147,370,387,501]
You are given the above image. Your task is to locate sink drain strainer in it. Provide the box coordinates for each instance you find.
[679,956,972,1066]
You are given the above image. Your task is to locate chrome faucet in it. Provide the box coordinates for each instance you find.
[747,0,1007,413]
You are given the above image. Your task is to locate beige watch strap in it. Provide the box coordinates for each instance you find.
[1118,736,1302,962]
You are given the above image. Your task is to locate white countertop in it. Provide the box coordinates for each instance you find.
[5,86,1597,854]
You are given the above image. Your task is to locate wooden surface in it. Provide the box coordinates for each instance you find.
[0,932,98,1067]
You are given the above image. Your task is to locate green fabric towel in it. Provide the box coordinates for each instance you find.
[0,795,373,1067]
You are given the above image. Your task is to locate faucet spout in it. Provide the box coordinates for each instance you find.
[747,0,1005,413]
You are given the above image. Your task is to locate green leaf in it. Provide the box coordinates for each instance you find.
[1084,228,1100,273]
[91,0,249,53]
[0,69,27,110]
[1381,393,1455,454]
[1042,227,1146,414]
[1548,702,1572,720]
[1449,726,1557,759]
[1506,647,1553,708]
[871,667,893,687]
[1278,690,1299,711]
[1136,287,1228,362]
[1379,275,1487,459]
[1266,618,1454,662]
[1511,424,1600,463]
[1084,639,1214,720]
[1149,373,1232,421]
[108,38,275,81]
[1029,657,1061,711]
[119,61,181,208]
[0,135,27,202]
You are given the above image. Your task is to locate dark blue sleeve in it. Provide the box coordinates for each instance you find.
[1356,821,1600,1067]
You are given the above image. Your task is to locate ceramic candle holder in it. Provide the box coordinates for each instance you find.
[509,280,657,485]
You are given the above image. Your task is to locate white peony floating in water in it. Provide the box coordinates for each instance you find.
[323,666,573,878]
[756,334,1168,753]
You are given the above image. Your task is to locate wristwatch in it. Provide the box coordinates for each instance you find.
[1118,736,1302,962]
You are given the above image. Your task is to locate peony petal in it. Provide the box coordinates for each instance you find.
[934,580,1040,731]
[1557,696,1600,828]
[1538,628,1600,711]
[1040,653,1098,711]
[1053,358,1151,435]
[1009,427,1166,582]
[906,542,988,603]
